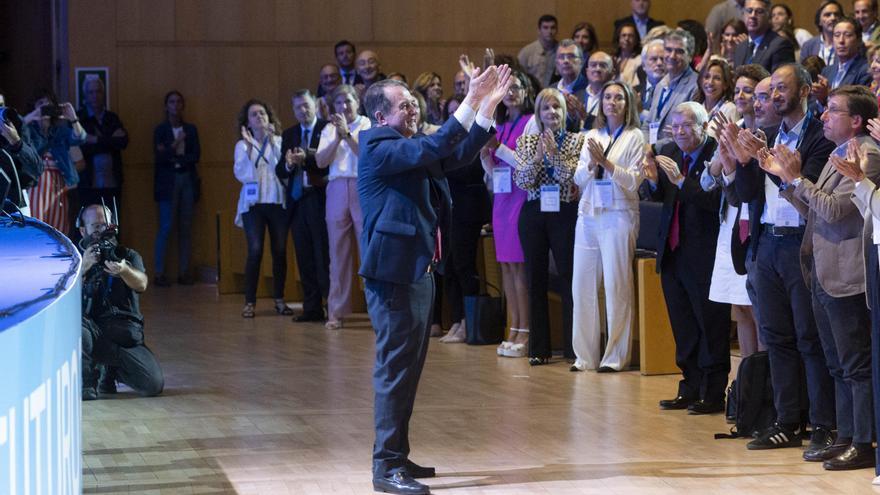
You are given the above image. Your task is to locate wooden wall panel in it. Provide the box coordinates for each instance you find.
[67,0,817,287]
[116,0,176,41]
[275,0,373,42]
[174,0,278,42]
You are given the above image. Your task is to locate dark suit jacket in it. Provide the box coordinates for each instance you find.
[733,30,795,73]
[733,116,835,259]
[76,108,129,189]
[357,118,493,284]
[275,119,329,199]
[614,15,663,34]
[645,138,721,274]
[820,55,872,89]
[153,121,200,202]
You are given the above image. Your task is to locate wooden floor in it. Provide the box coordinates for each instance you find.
[83,284,879,494]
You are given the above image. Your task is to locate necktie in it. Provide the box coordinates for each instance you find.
[745,42,756,64]
[667,155,691,251]
[832,64,847,89]
[643,85,654,110]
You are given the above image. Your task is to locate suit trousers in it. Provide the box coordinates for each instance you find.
[518,200,577,359]
[289,188,330,315]
[326,178,364,320]
[82,316,164,397]
[660,246,731,403]
[811,271,873,443]
[747,231,835,427]
[365,273,434,478]
[571,210,638,370]
[866,245,880,474]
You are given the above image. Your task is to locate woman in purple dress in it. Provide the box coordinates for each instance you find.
[480,71,536,358]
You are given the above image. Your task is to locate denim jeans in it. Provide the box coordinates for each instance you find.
[154,172,195,278]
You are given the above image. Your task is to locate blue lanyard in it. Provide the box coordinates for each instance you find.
[254,136,270,168]
[656,71,686,114]
[777,110,811,150]
[603,125,624,156]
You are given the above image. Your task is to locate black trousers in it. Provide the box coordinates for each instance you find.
[867,245,880,474]
[747,231,835,427]
[660,248,731,403]
[289,189,330,315]
[518,199,577,359]
[82,316,164,396]
[365,273,434,478]
[242,203,289,303]
[444,219,484,322]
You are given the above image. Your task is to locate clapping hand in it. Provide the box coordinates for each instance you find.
[867,117,880,143]
[565,93,587,123]
[286,147,306,168]
[586,138,614,174]
[482,64,513,107]
[483,48,495,69]
[641,146,659,183]
[241,125,257,147]
[330,113,348,137]
[736,127,767,161]
[716,135,737,175]
[0,121,20,146]
[540,129,557,157]
[459,54,477,78]
[812,75,830,105]
[831,139,867,182]
[656,155,684,184]
[466,65,498,105]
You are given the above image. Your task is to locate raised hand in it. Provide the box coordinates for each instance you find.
[831,139,867,181]
[483,48,495,69]
[642,145,659,183]
[541,129,557,157]
[586,138,605,170]
[772,144,802,183]
[459,54,476,78]
[565,93,587,122]
[484,64,513,106]
[465,65,498,106]
[708,111,730,138]
[241,125,257,147]
[868,117,880,143]
[812,75,830,105]
[717,136,737,175]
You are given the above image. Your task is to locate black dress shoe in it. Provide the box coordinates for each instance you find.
[404,460,435,478]
[687,400,724,415]
[823,444,876,471]
[597,366,617,373]
[804,442,850,462]
[373,472,430,494]
[294,311,325,322]
[804,426,835,458]
[659,396,695,410]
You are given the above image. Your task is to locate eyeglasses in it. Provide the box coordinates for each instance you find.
[744,7,767,15]
[557,53,580,61]
[825,107,851,116]
[508,85,524,93]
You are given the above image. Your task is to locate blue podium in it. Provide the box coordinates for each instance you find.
[0,216,81,495]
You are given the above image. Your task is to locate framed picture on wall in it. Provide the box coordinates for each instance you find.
[75,67,109,111]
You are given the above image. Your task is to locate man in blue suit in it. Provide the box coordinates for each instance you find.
[358,66,511,495]
[813,17,873,109]
[731,0,795,72]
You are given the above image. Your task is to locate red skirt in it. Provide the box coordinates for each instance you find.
[28,167,70,234]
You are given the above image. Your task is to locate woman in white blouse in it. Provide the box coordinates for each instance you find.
[694,58,737,139]
[233,99,289,318]
[316,85,372,330]
[571,81,644,372]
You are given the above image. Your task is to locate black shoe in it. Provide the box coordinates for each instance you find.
[528,357,550,366]
[823,444,876,471]
[687,400,724,415]
[803,426,835,459]
[372,472,430,494]
[153,275,171,287]
[404,460,435,478]
[294,311,325,322]
[659,396,695,410]
[597,366,617,373]
[747,423,802,450]
[98,366,118,394]
[177,275,194,285]
[804,442,850,462]
[82,387,98,401]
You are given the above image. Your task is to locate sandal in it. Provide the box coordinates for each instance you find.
[502,343,527,358]
[325,319,343,330]
[274,299,293,315]
[242,303,256,318]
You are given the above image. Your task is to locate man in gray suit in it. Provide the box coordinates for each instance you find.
[763,85,880,470]
[643,29,699,146]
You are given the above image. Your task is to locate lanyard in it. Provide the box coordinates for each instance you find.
[603,125,625,157]
[585,92,600,115]
[254,136,270,168]
[776,110,811,150]
[656,71,686,115]
[707,99,725,120]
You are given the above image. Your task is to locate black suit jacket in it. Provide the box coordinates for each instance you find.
[275,119,329,200]
[733,30,795,72]
[733,116,835,259]
[614,15,663,34]
[646,138,721,274]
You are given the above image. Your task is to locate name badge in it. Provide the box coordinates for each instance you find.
[493,167,512,193]
[594,180,613,208]
[649,122,660,145]
[540,185,560,212]
[244,182,259,201]
[772,191,800,227]
[873,217,880,244]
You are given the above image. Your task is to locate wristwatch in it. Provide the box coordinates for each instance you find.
[789,177,803,189]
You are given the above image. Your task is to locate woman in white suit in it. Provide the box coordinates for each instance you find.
[570,81,644,372]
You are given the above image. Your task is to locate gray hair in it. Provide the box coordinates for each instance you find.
[364,79,410,124]
[672,101,709,126]
[291,89,316,102]
[641,38,665,62]
[664,28,696,58]
[557,38,584,62]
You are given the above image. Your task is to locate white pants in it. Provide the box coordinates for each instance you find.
[571,210,638,370]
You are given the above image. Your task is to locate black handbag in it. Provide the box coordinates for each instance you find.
[464,277,505,345]
[730,205,749,276]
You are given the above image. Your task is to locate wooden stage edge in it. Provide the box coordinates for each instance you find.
[82,284,877,494]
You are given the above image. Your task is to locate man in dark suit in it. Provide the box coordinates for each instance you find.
[358,67,510,495]
[614,0,663,39]
[275,90,330,322]
[733,0,795,72]
[813,18,872,109]
[643,102,731,415]
[727,63,836,454]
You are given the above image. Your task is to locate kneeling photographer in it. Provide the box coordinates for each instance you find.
[79,204,164,400]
